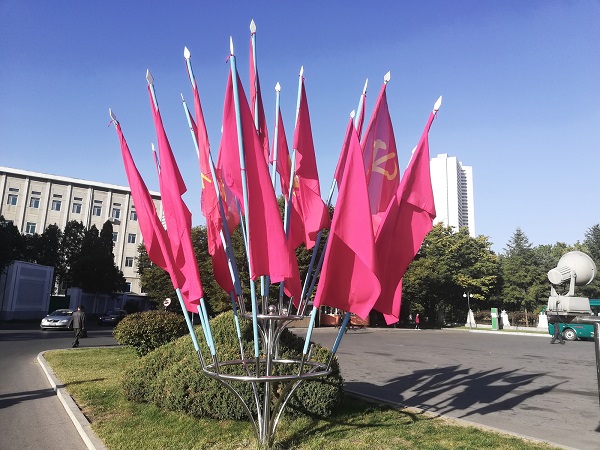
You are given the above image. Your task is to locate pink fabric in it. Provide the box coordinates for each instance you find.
[314,119,380,320]
[219,70,292,282]
[373,111,437,324]
[360,83,399,234]
[114,119,183,290]
[249,37,269,163]
[291,79,331,249]
[185,91,236,294]
[272,109,291,200]
[148,86,204,312]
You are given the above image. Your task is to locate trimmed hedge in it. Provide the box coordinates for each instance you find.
[122,310,344,420]
[113,310,187,356]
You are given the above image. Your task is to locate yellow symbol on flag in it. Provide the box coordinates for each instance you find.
[371,139,397,181]
[201,172,212,189]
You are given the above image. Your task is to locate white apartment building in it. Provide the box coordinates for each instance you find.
[0,166,162,294]
[429,154,475,237]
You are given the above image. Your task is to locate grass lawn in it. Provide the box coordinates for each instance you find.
[44,347,559,450]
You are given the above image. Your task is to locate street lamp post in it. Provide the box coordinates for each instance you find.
[463,292,472,329]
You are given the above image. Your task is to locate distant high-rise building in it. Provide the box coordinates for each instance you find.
[429,154,475,236]
[0,166,163,294]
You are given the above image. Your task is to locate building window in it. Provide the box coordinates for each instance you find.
[112,208,121,220]
[130,210,138,221]
[113,232,118,242]
[125,257,134,268]
[25,222,36,234]
[29,197,40,208]
[124,282,131,293]
[92,205,102,216]
[51,200,62,211]
[72,203,82,214]
[127,233,137,244]
[6,194,18,205]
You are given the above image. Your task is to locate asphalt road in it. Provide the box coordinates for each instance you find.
[308,327,600,450]
[0,323,117,450]
[1,323,599,449]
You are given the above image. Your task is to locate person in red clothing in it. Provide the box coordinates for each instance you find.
[415,313,420,330]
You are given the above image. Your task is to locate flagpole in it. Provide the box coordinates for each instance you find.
[299,77,370,314]
[146,71,217,360]
[270,82,281,187]
[180,85,242,298]
[249,20,270,304]
[229,37,261,371]
[181,94,247,361]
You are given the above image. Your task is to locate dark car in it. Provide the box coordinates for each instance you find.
[98,309,127,326]
[41,309,74,330]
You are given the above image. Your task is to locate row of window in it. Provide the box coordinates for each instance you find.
[5,193,139,221]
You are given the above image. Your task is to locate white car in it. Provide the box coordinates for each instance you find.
[40,309,74,330]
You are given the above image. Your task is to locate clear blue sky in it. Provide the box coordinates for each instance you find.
[1,1,598,253]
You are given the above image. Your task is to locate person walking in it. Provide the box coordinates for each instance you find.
[72,305,86,348]
[550,321,565,344]
[415,313,420,330]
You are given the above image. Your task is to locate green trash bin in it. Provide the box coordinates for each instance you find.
[491,307,499,331]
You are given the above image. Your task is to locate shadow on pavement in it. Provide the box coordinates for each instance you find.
[345,364,562,419]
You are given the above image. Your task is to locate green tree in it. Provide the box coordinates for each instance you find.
[58,220,85,290]
[0,216,23,275]
[71,221,125,293]
[137,244,176,309]
[579,224,600,298]
[498,228,546,314]
[402,224,499,324]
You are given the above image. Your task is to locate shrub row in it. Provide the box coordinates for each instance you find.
[121,310,344,420]
[113,310,188,356]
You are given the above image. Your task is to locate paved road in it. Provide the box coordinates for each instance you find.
[309,327,600,450]
[2,323,599,449]
[0,323,117,450]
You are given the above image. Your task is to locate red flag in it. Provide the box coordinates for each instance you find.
[272,108,291,200]
[314,118,381,320]
[148,85,204,312]
[333,88,367,184]
[184,96,236,294]
[219,70,292,282]
[361,83,399,234]
[373,110,437,324]
[291,79,331,249]
[112,117,183,291]
[250,33,269,162]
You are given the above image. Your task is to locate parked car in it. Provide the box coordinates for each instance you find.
[98,309,127,326]
[40,309,74,330]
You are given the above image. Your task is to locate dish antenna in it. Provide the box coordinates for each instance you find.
[547,251,596,315]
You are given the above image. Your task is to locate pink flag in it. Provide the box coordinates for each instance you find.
[272,108,291,200]
[250,34,269,163]
[314,118,381,320]
[184,96,236,294]
[361,83,399,233]
[148,85,204,312]
[291,79,331,249]
[112,117,183,291]
[373,110,437,324]
[219,70,292,282]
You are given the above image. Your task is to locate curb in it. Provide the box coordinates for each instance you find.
[37,351,106,450]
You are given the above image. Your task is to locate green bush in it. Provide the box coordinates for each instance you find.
[113,310,187,356]
[122,310,344,420]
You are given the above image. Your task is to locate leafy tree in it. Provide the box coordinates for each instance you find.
[71,221,125,293]
[402,224,499,324]
[498,228,546,314]
[137,244,175,309]
[579,224,600,298]
[58,220,86,289]
[0,216,23,275]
